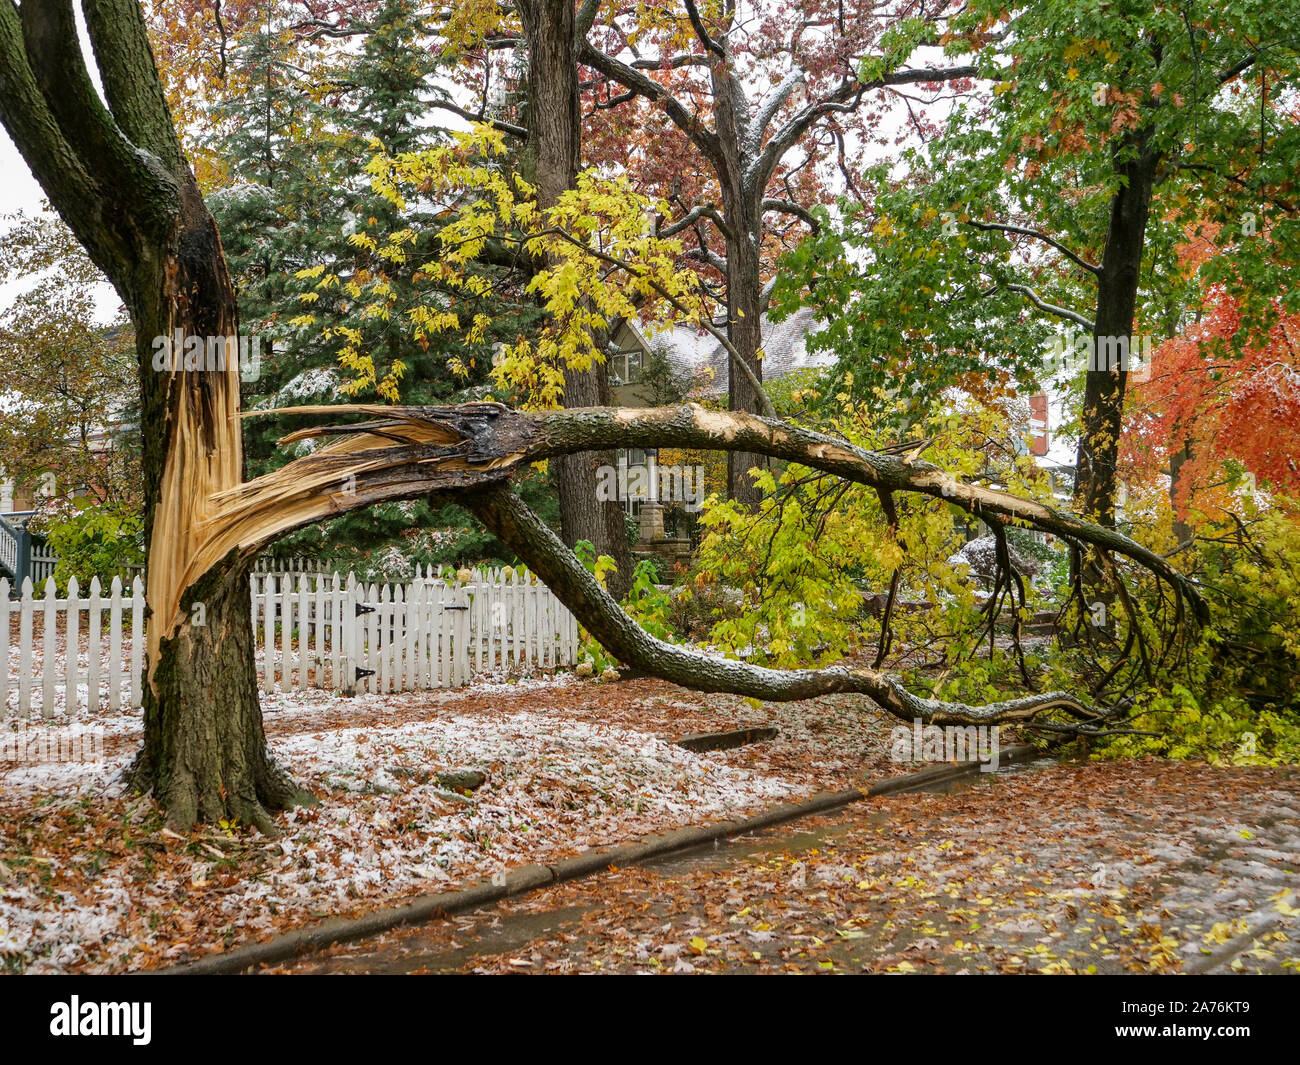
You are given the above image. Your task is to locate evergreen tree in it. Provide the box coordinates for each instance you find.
[206,0,546,573]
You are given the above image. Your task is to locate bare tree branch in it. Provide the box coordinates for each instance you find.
[683,0,725,58]
[660,202,732,238]
[762,197,821,233]
[1002,282,1097,330]
[430,99,528,139]
[964,220,1101,276]
[577,38,725,168]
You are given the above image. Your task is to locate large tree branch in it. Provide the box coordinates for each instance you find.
[686,245,729,273]
[463,482,1101,726]
[184,401,1151,728]
[0,1,118,272]
[430,99,528,139]
[629,53,713,70]
[187,404,1204,631]
[762,197,820,233]
[577,39,725,168]
[1000,283,1096,331]
[574,0,600,41]
[82,0,184,170]
[682,0,724,58]
[659,202,731,238]
[750,69,806,145]
[12,0,178,267]
[753,64,978,198]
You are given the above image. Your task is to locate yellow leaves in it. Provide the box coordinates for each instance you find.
[1272,890,1300,917]
[688,936,708,955]
[1205,919,1247,945]
[440,0,511,58]
[323,122,717,408]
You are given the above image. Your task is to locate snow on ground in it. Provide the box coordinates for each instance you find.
[0,668,898,973]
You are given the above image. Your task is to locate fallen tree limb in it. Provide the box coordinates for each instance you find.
[462,483,1105,726]
[188,402,1202,622]
[161,400,1198,729]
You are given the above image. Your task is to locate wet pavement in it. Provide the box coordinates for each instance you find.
[269,759,1300,974]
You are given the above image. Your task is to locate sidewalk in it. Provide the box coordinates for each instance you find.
[273,759,1300,974]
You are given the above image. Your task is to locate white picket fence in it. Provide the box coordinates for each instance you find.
[2,567,578,718]
[1,575,146,720]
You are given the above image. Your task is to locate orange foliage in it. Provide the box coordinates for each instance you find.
[1122,285,1300,518]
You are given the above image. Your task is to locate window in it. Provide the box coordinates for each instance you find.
[608,345,643,386]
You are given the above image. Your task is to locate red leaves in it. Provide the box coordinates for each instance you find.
[1124,282,1300,516]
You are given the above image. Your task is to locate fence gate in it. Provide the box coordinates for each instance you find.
[2,568,579,718]
[250,567,577,697]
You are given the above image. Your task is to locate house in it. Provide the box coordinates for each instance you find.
[603,308,832,545]
[606,306,830,405]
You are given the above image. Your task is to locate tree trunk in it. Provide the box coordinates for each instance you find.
[713,66,767,509]
[1169,438,1195,546]
[126,183,307,830]
[1073,140,1158,525]
[519,0,633,596]
[0,0,306,829]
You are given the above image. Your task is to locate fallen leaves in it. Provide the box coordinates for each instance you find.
[279,759,1300,976]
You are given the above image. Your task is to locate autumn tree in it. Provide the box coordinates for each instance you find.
[0,0,1208,831]
[565,0,980,506]
[1123,285,1300,529]
[514,0,634,593]
[0,212,140,508]
[781,0,1300,527]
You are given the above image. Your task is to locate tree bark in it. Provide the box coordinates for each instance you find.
[126,185,309,829]
[1073,139,1159,525]
[0,0,306,829]
[1169,438,1195,545]
[205,401,1206,620]
[712,61,768,509]
[518,0,633,595]
[464,482,1098,725]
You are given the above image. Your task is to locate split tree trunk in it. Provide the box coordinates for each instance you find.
[127,183,307,830]
[0,0,305,830]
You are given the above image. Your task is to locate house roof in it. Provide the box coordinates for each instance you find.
[628,307,832,394]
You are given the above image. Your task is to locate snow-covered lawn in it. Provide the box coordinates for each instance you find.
[0,672,896,972]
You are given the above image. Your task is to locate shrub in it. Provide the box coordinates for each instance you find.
[42,502,145,591]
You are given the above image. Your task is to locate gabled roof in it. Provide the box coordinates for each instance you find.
[627,307,832,394]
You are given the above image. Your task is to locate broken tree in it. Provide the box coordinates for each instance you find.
[0,0,1201,831]
[0,0,304,828]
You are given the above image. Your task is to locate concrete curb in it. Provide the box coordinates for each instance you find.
[1183,913,1286,975]
[156,743,1044,975]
